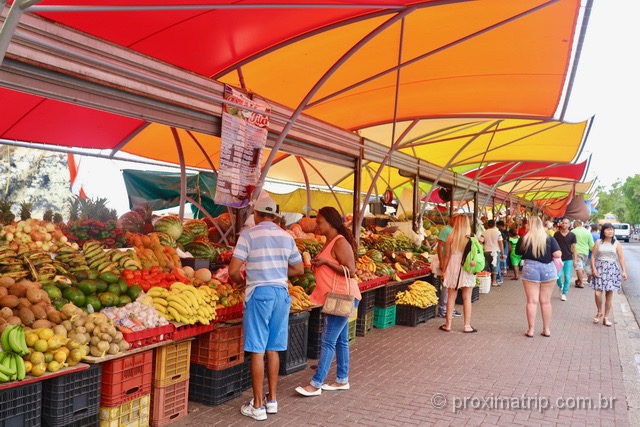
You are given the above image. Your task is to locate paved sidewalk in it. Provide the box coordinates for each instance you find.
[181,277,637,426]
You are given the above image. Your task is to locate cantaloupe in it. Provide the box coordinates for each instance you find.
[195,268,212,282]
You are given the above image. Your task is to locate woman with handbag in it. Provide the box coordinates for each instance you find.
[515,216,562,338]
[438,214,479,333]
[295,207,361,397]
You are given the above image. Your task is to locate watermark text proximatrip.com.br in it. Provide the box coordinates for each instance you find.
[430,393,617,413]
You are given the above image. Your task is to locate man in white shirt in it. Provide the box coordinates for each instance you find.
[480,219,503,286]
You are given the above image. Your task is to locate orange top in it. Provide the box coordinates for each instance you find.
[310,235,362,306]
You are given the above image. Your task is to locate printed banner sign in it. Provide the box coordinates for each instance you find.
[215,85,270,208]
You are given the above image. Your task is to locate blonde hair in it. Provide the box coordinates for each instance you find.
[446,215,471,253]
[521,216,547,258]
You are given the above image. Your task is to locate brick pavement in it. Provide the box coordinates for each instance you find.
[180,277,634,426]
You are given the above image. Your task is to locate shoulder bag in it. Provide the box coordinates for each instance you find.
[321,265,355,317]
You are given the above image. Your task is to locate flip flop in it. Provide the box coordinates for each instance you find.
[463,327,478,333]
[438,325,451,332]
[524,332,534,338]
[540,332,551,337]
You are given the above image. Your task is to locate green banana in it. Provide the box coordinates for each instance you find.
[1,325,16,351]
[0,370,9,383]
[8,325,27,356]
[0,354,16,377]
[8,352,16,380]
[14,353,25,380]
[17,326,28,356]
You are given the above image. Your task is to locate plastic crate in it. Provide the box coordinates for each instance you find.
[307,324,323,360]
[42,364,102,427]
[395,304,433,327]
[375,281,411,308]
[455,286,480,304]
[279,310,309,375]
[373,305,396,329]
[153,340,191,387]
[356,310,374,337]
[240,356,252,392]
[65,411,99,427]
[150,379,189,427]
[347,319,356,345]
[99,394,150,427]
[359,289,376,311]
[189,363,244,406]
[0,381,41,427]
[358,275,388,292]
[121,324,174,349]
[308,306,324,332]
[190,323,244,370]
[170,322,214,341]
[397,267,432,280]
[215,304,243,323]
[101,349,154,407]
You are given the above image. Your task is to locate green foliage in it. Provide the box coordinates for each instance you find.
[622,175,640,225]
[594,176,640,224]
[68,195,117,223]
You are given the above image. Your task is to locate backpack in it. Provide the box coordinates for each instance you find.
[461,236,485,274]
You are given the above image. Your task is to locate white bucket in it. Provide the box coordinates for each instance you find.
[478,275,491,294]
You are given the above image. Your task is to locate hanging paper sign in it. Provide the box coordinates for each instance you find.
[215,85,270,208]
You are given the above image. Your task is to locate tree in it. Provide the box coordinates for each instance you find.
[622,175,640,224]
[593,181,624,222]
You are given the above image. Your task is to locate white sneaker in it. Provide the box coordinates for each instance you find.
[264,394,278,414]
[561,294,567,301]
[241,402,267,421]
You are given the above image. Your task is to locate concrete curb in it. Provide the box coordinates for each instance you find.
[614,290,640,426]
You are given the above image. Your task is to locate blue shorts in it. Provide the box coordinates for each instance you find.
[243,286,291,353]
[521,259,557,283]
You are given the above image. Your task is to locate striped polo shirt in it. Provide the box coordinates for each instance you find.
[233,220,302,300]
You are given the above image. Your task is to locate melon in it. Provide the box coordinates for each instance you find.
[299,217,316,233]
[149,232,177,248]
[117,211,144,233]
[176,228,196,246]
[194,268,212,282]
[183,219,209,237]
[153,215,183,240]
[185,241,218,262]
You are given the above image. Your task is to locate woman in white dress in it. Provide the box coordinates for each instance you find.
[590,223,627,327]
[439,215,478,333]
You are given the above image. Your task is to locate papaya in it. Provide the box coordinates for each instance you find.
[77,279,97,296]
[99,271,119,284]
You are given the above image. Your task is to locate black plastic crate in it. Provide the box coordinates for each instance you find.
[0,381,41,427]
[307,327,323,359]
[240,354,251,392]
[279,311,309,375]
[308,306,324,332]
[42,364,102,427]
[189,363,243,406]
[65,412,99,427]
[360,289,376,311]
[395,304,437,327]
[455,286,480,304]
[356,310,373,337]
[375,281,411,307]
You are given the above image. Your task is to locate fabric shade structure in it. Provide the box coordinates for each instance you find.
[464,160,589,186]
[0,0,593,212]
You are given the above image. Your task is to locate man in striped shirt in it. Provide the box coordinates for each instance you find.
[229,197,304,421]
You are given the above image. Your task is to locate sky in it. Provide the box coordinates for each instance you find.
[563,0,640,188]
[80,0,637,215]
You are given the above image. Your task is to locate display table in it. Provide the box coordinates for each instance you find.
[0,363,90,391]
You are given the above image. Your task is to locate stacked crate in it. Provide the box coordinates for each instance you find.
[307,307,324,359]
[41,364,102,427]
[373,281,411,329]
[99,350,154,427]
[356,289,375,337]
[0,381,41,427]
[279,311,309,374]
[189,322,246,406]
[150,340,191,426]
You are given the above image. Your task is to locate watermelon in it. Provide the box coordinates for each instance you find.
[149,232,177,248]
[185,241,219,262]
[177,228,196,246]
[183,219,209,237]
[153,215,183,240]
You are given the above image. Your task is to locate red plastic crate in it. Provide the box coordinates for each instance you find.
[153,340,192,387]
[397,267,432,280]
[215,304,243,323]
[358,276,388,292]
[150,379,189,427]
[121,324,174,349]
[101,350,154,407]
[191,323,244,370]
[170,322,214,341]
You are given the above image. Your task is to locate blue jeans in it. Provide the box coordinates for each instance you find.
[311,299,359,389]
[556,260,574,295]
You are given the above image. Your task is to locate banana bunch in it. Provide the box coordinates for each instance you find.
[395,280,438,308]
[22,250,59,281]
[289,284,313,311]
[0,244,30,281]
[55,244,90,274]
[104,248,143,272]
[82,240,120,273]
[0,324,28,382]
[0,352,26,382]
[356,255,377,273]
[148,283,218,325]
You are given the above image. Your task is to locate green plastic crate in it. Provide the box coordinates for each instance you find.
[373,305,396,329]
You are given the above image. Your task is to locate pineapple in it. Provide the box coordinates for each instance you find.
[19,201,32,220]
[53,212,64,225]
[43,209,53,222]
[133,204,155,234]
[0,199,15,225]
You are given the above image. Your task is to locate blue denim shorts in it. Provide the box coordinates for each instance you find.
[521,259,557,283]
[243,286,291,353]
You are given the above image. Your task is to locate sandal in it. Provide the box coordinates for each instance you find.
[439,325,451,332]
[603,318,612,327]
[593,313,603,324]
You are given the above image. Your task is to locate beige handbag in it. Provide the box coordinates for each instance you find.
[321,265,354,318]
